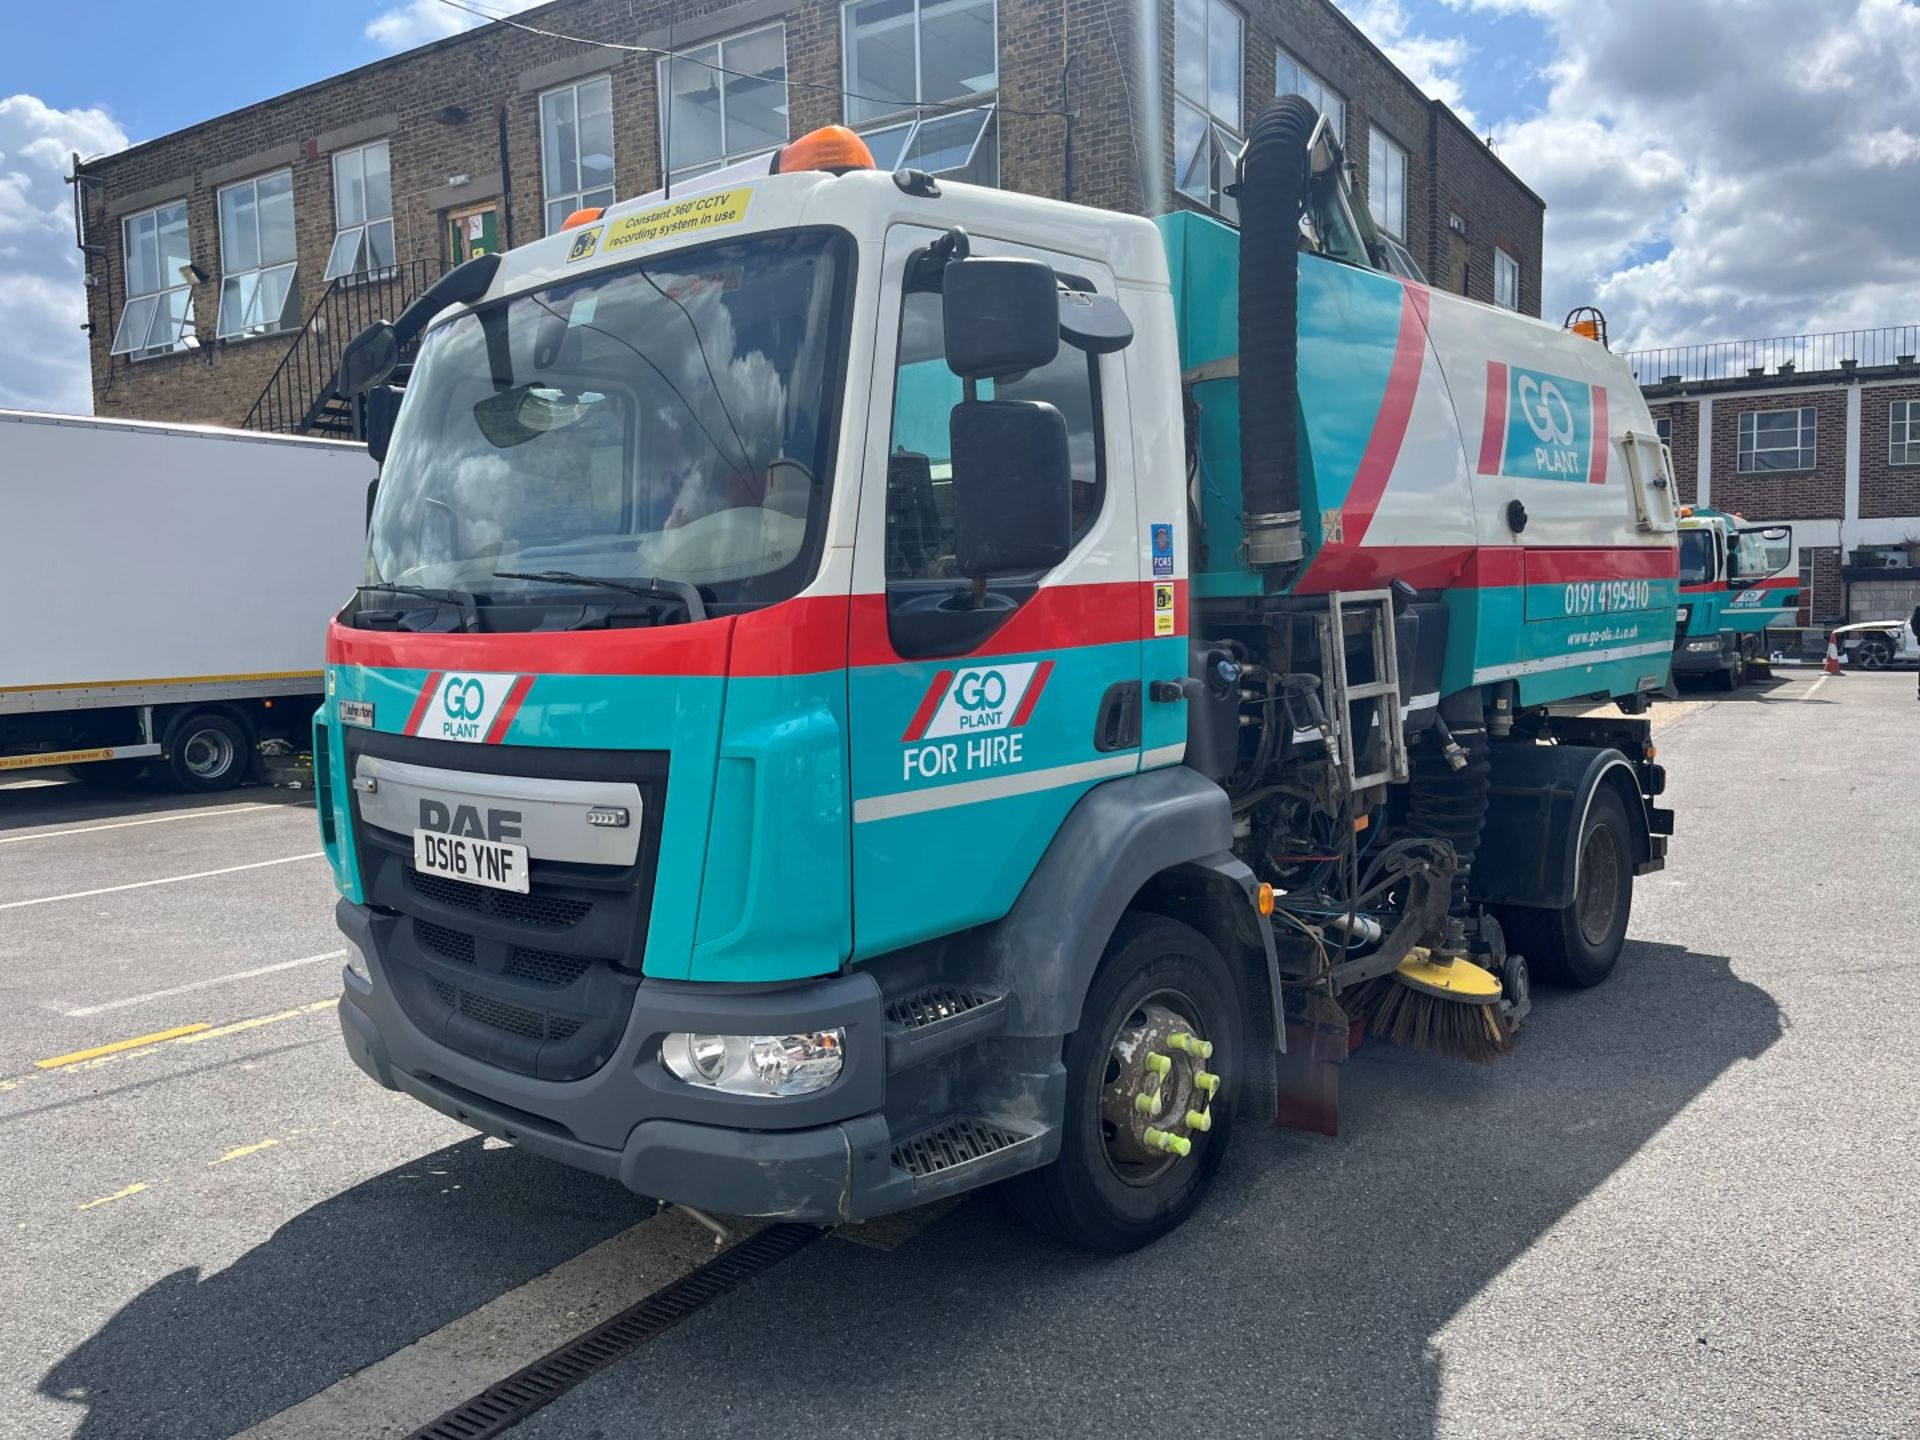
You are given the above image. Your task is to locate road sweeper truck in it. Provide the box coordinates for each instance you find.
[317,104,1679,1252]
[1673,506,1797,688]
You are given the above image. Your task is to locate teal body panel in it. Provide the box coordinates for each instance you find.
[1443,581,1679,704]
[1682,587,1798,639]
[317,659,852,984]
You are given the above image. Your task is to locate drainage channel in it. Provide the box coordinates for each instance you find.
[407,1222,825,1440]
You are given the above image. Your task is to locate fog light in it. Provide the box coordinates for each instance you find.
[661,1029,845,1096]
[344,942,372,984]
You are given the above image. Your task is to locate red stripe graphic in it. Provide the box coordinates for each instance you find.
[1008,660,1054,727]
[403,672,444,736]
[1478,360,1509,475]
[483,675,534,744]
[1587,386,1610,485]
[901,670,954,742]
[1522,545,1678,583]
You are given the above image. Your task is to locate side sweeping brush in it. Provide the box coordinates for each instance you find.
[1342,947,1513,1064]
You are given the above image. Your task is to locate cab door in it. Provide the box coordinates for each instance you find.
[846,226,1144,959]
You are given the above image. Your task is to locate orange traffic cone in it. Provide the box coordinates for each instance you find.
[1823,633,1844,676]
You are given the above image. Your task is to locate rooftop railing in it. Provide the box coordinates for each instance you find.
[1622,324,1920,387]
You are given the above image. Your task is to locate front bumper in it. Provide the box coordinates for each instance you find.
[336,899,1041,1221]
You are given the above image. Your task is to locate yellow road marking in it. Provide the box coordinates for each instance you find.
[37,1023,211,1069]
[210,1138,280,1166]
[78,1182,148,1210]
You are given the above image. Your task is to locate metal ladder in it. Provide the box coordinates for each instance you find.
[1318,589,1408,792]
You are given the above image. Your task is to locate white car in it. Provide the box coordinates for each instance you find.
[1832,618,1920,669]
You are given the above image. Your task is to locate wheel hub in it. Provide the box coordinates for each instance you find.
[1098,997,1216,1180]
[184,730,234,779]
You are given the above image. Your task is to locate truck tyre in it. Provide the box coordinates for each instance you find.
[1499,785,1634,988]
[70,758,148,786]
[163,712,251,792]
[1854,635,1894,670]
[1712,651,1745,690]
[1003,912,1240,1254]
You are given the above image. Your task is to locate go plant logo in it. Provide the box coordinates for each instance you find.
[409,671,528,743]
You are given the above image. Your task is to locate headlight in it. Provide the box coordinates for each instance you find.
[661,1029,845,1096]
[1686,639,1720,653]
[343,942,372,984]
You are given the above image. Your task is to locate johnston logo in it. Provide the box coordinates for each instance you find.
[904,662,1051,742]
[1481,362,1606,485]
[409,671,529,744]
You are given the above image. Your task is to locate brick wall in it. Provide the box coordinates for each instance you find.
[1810,547,1844,623]
[1859,381,1920,522]
[77,0,1538,428]
[1709,386,1848,521]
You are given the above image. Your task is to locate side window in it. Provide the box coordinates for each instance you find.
[883,285,1104,582]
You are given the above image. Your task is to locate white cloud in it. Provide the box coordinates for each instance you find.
[366,0,547,51]
[1454,0,1920,351]
[0,94,128,414]
[1341,0,1478,126]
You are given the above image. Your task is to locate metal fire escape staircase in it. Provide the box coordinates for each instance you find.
[242,259,447,438]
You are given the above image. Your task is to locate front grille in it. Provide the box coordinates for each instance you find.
[406,866,592,929]
[431,979,584,1043]
[507,947,592,988]
[892,1118,1027,1179]
[345,727,668,1083]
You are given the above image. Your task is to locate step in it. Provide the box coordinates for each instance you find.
[890,1115,1041,1198]
[882,984,1007,1071]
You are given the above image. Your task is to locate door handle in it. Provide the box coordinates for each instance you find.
[1094,682,1141,752]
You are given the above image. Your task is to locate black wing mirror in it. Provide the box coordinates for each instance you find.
[942,258,1060,378]
[339,323,400,397]
[950,399,1073,576]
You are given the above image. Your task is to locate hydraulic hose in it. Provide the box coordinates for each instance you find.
[1235,94,1317,572]
[1407,723,1491,913]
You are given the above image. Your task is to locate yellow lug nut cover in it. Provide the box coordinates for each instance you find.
[1144,1052,1172,1077]
[1194,1070,1220,1096]
[1185,1109,1212,1132]
[1136,1090,1161,1114]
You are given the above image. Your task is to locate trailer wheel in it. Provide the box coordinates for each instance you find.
[163,712,251,792]
[1500,786,1634,988]
[1003,913,1240,1254]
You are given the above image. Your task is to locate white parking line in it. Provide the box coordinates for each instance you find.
[63,951,348,1017]
[236,1208,733,1440]
[1801,676,1829,700]
[0,802,280,845]
[0,852,326,912]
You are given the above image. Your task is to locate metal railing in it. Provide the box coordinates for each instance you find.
[242,258,448,436]
[1622,324,1920,387]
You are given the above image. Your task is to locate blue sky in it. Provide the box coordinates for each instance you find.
[4,0,1917,413]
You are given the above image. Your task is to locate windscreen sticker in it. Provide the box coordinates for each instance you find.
[597,187,755,258]
[1151,522,1175,577]
[564,225,604,263]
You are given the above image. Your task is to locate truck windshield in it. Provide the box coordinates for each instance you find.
[1679,531,1714,585]
[365,229,851,617]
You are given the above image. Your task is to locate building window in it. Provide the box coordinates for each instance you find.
[110,200,194,358]
[1892,399,1920,466]
[216,170,298,340]
[1736,407,1817,473]
[843,0,999,184]
[1494,246,1519,310]
[659,24,789,186]
[1368,125,1408,239]
[541,76,615,234]
[1275,48,1342,141]
[1175,0,1243,216]
[324,141,395,281]
[1656,416,1673,445]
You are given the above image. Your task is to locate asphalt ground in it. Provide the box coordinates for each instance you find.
[2,668,1914,1438]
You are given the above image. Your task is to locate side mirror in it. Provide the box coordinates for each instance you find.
[1058,288,1134,354]
[363,384,403,465]
[339,322,400,397]
[943,258,1059,378]
[950,399,1072,576]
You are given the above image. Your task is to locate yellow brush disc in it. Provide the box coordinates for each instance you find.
[1391,948,1503,1004]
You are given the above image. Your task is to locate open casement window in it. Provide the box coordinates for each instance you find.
[110,200,194,358]
[216,171,299,340]
[659,24,789,186]
[1275,48,1343,141]
[541,76,616,234]
[859,106,998,185]
[324,141,396,282]
[843,0,998,124]
[1174,0,1243,217]
[1736,407,1816,473]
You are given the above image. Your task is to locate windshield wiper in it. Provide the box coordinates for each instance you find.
[357,581,479,632]
[492,571,708,623]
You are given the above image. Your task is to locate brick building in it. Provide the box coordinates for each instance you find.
[71,0,1543,432]
[1630,327,1920,627]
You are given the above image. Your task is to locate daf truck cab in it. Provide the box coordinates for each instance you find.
[1674,507,1796,688]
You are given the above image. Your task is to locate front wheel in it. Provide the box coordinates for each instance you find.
[1854,636,1893,670]
[1499,784,1635,988]
[1003,913,1242,1253]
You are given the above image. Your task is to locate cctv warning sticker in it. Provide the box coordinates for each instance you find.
[564,225,604,263]
[597,188,755,257]
[1154,583,1176,636]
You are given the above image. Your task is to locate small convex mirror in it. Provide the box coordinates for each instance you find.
[338,322,400,397]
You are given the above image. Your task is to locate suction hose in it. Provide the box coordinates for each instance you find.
[1235,95,1318,572]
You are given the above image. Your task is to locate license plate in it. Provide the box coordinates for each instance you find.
[413,829,530,894]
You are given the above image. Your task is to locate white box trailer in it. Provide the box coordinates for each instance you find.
[1,410,374,790]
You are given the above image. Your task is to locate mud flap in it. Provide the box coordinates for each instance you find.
[1274,993,1352,1136]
